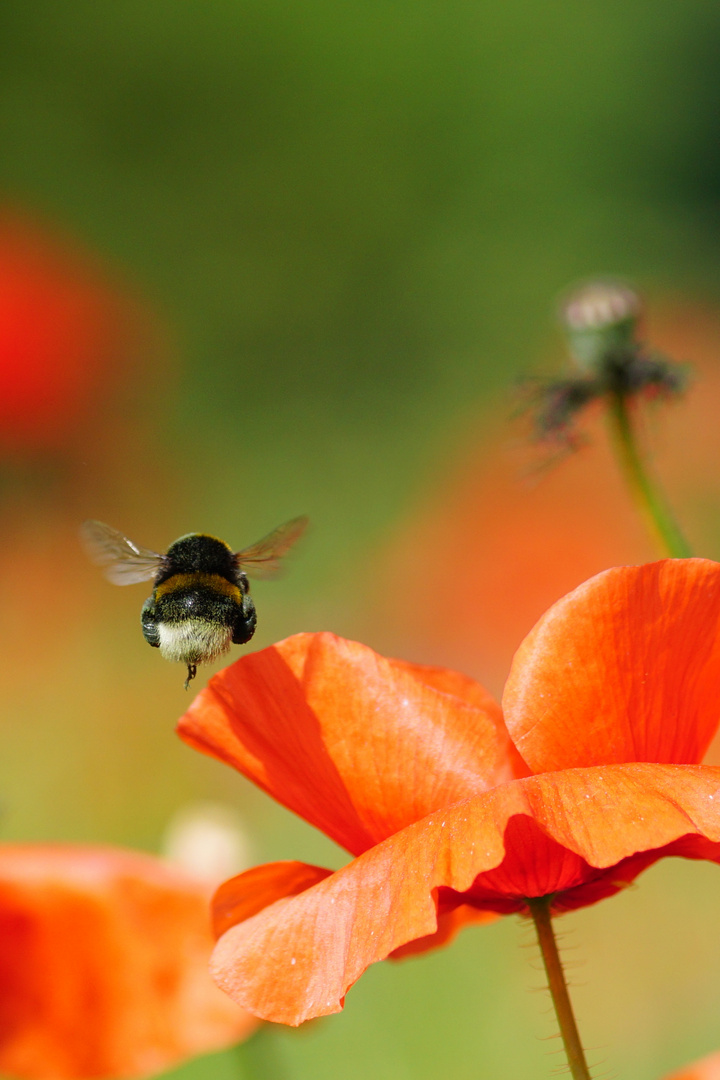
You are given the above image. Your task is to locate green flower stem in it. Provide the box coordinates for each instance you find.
[607,390,692,558]
[526,896,592,1080]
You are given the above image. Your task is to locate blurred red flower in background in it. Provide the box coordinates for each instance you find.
[0,844,255,1079]
[179,559,720,1026]
[0,211,139,457]
[371,303,720,691]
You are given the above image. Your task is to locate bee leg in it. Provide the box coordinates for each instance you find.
[232,594,257,645]
[141,597,160,647]
[184,664,197,690]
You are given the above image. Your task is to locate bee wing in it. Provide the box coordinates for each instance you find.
[235,515,309,580]
[80,520,165,585]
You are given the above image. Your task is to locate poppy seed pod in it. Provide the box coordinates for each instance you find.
[561,280,641,372]
[525,281,685,444]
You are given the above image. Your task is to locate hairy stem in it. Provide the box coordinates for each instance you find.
[607,391,692,558]
[526,896,592,1080]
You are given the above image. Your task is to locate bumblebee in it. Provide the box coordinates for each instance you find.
[81,517,308,687]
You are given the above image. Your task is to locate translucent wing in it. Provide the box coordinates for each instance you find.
[80,520,165,585]
[235,515,309,580]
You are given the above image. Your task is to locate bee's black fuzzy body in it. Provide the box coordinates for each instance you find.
[141,534,257,676]
[81,514,308,687]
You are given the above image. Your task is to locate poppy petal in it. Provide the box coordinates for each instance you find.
[390,658,530,778]
[503,560,720,772]
[212,861,333,939]
[179,632,517,855]
[210,860,497,962]
[0,844,255,1079]
[387,659,502,714]
[211,763,720,1025]
[388,904,497,959]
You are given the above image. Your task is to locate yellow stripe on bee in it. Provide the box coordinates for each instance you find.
[155,572,242,601]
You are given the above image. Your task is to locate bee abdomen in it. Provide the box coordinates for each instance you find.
[155,577,240,622]
[157,619,233,665]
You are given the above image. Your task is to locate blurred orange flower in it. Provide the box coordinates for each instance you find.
[178,559,720,1025]
[0,844,256,1079]
[664,1050,720,1080]
[0,212,137,456]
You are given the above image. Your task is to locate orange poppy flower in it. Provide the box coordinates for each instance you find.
[177,558,720,1026]
[0,844,256,1079]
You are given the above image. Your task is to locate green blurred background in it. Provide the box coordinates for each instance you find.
[3,2,720,1077]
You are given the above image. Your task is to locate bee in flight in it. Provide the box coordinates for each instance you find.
[81,517,308,688]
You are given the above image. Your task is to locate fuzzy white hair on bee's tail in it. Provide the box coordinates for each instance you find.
[157,620,233,667]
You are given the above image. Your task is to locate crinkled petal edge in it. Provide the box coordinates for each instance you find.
[212,763,720,1024]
